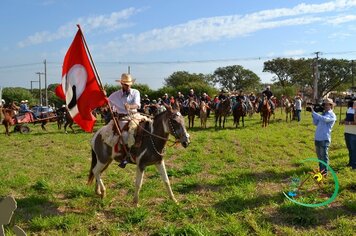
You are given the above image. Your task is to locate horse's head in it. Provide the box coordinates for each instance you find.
[163,105,190,148]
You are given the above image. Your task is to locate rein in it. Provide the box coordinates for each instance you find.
[128,112,178,144]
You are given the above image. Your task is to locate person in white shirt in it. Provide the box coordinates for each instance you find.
[342,100,356,170]
[108,73,141,168]
[294,95,303,122]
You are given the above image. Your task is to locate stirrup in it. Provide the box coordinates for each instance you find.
[118,159,128,168]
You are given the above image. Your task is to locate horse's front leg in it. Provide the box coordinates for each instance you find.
[155,160,177,203]
[133,166,145,207]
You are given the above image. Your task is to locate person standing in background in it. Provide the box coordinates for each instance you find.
[342,100,356,170]
[294,95,303,122]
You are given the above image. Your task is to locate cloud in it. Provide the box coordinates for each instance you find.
[103,0,356,55]
[18,7,141,47]
[327,14,356,25]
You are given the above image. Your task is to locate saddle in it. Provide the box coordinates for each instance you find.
[113,120,149,164]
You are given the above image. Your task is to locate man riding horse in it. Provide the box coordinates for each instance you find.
[108,73,149,168]
[257,86,275,114]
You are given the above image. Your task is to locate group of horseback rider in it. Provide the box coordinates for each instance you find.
[102,73,277,168]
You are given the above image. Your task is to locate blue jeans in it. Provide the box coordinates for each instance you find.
[345,133,356,169]
[315,140,330,174]
[296,109,301,122]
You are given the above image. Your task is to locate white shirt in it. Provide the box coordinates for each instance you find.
[109,88,141,114]
[294,98,302,110]
[345,107,356,135]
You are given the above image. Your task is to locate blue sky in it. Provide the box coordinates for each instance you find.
[1,0,356,90]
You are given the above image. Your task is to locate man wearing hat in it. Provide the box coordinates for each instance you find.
[109,73,141,168]
[308,97,337,175]
[258,85,275,113]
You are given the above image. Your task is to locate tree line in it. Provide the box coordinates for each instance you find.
[2,57,354,108]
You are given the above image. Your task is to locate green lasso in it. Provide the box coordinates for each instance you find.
[283,158,339,207]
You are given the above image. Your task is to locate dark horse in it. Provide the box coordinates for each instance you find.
[56,106,74,133]
[215,98,231,128]
[261,96,271,127]
[88,106,190,206]
[34,111,58,131]
[187,98,199,128]
[232,100,246,128]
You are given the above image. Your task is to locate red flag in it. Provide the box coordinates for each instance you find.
[56,26,108,132]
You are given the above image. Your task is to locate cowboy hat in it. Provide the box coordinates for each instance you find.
[323,98,335,105]
[115,73,135,85]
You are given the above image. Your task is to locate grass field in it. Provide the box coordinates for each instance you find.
[0,108,355,235]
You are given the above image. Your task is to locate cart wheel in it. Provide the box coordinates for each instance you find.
[20,126,30,134]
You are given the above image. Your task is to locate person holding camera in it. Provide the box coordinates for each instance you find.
[308,98,337,175]
[342,100,356,170]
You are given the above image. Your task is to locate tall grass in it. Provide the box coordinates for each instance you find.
[0,107,355,235]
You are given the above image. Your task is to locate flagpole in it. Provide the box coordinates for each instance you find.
[76,24,105,91]
[77,25,130,160]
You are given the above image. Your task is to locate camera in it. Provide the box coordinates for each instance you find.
[306,102,324,113]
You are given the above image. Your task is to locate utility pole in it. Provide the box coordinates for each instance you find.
[352,60,355,88]
[36,72,45,105]
[313,51,321,103]
[128,65,131,74]
[30,80,39,91]
[44,59,48,107]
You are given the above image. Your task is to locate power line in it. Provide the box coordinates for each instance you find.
[0,62,42,70]
[1,50,356,70]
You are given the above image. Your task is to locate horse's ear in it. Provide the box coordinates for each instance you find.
[163,103,173,112]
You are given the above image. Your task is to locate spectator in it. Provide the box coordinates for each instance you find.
[294,95,303,122]
[308,98,337,175]
[342,100,356,170]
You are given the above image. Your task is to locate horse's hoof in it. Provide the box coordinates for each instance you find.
[133,200,139,207]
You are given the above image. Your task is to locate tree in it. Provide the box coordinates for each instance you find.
[263,58,292,87]
[2,87,34,105]
[317,58,353,98]
[163,71,217,98]
[212,65,261,91]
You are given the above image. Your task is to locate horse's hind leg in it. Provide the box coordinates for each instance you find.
[155,160,177,203]
[92,161,109,198]
[41,122,47,131]
[133,166,145,207]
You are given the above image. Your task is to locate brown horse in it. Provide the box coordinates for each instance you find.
[232,100,246,128]
[215,98,231,128]
[187,98,198,128]
[1,104,18,135]
[88,106,190,206]
[1,102,21,135]
[261,96,271,127]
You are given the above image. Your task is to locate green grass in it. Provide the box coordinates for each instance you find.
[0,108,355,235]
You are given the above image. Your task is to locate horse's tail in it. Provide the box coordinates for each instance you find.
[87,149,97,185]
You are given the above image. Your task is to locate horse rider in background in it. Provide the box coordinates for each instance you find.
[258,86,275,113]
[235,90,247,111]
[216,89,229,110]
[200,92,211,117]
